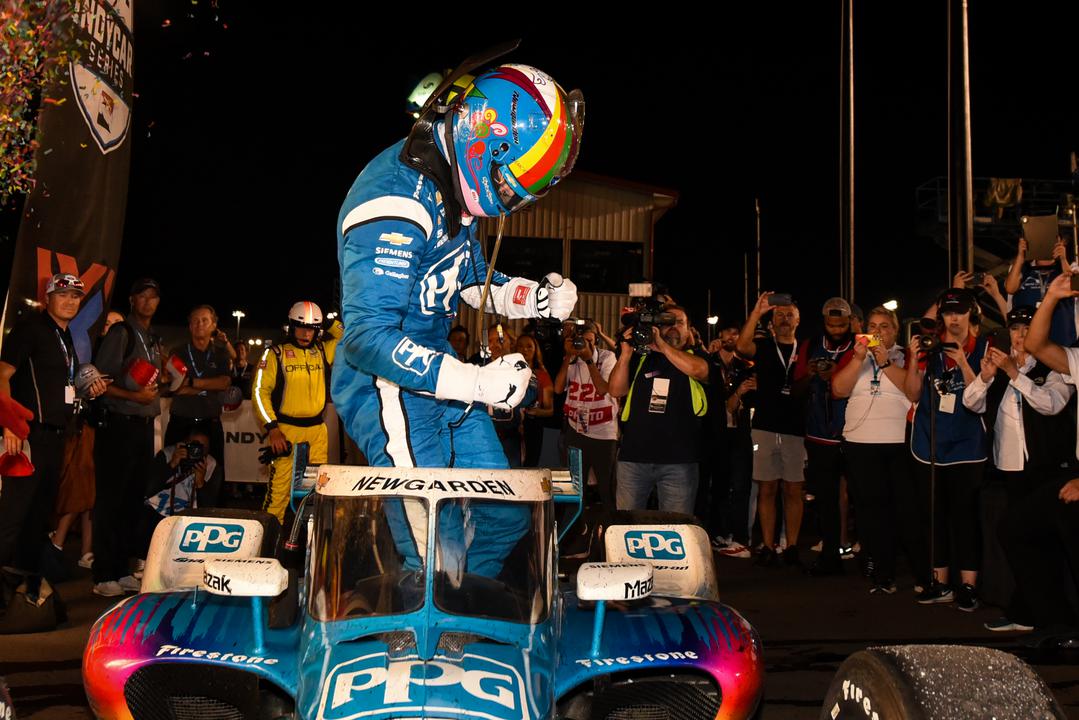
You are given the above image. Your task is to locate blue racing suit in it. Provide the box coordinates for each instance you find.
[332,138,530,578]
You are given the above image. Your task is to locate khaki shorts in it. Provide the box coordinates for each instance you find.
[751,430,806,483]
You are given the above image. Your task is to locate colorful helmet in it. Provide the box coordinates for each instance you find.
[288,301,323,328]
[449,64,584,217]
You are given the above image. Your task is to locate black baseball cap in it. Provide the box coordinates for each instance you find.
[938,289,975,314]
[130,278,160,296]
[1007,305,1035,327]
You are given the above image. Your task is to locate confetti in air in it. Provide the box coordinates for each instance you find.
[0,0,78,206]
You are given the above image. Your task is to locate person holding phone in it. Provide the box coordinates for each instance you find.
[737,292,807,567]
[1004,236,1077,346]
[832,306,921,594]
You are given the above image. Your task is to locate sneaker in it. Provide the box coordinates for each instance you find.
[710,534,733,550]
[118,575,141,593]
[916,583,955,604]
[869,579,897,595]
[810,540,823,552]
[985,617,1034,632]
[754,546,779,568]
[956,583,979,612]
[133,558,146,579]
[78,553,94,569]
[782,546,802,568]
[719,544,752,559]
[93,581,124,597]
[839,545,855,560]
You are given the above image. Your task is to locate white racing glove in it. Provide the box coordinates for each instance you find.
[473,273,578,320]
[435,352,533,410]
[539,272,577,320]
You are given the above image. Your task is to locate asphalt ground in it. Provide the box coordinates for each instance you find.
[1,539,1077,719]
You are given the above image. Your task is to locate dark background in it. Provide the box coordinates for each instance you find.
[7,4,1079,334]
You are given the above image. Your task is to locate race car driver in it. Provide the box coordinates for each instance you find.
[332,60,583,576]
[253,301,343,523]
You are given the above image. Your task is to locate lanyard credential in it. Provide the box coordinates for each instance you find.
[54,329,74,384]
[186,343,212,379]
[777,339,797,395]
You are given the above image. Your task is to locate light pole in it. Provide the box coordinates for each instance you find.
[232,310,245,341]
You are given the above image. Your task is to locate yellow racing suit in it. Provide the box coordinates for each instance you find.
[252,320,343,522]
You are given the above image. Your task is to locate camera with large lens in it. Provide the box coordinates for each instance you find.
[568,318,592,351]
[621,298,676,355]
[726,358,756,391]
[914,318,941,352]
[178,441,205,473]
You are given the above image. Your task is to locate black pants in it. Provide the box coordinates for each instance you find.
[1000,474,1079,629]
[0,423,65,573]
[844,441,927,584]
[165,415,224,506]
[561,426,617,508]
[806,441,844,564]
[698,427,753,543]
[92,416,154,583]
[913,459,984,574]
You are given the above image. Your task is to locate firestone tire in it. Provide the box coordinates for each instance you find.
[819,645,1065,720]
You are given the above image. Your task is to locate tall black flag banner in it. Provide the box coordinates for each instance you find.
[3,0,134,364]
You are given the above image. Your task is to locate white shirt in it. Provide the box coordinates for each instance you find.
[962,353,1073,471]
[842,343,911,444]
[563,348,619,441]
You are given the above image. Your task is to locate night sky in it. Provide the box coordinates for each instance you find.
[14,3,1079,334]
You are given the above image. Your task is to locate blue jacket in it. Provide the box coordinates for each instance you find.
[332,139,511,401]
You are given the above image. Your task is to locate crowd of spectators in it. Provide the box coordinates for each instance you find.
[0,276,263,608]
[471,248,1078,644]
[2,247,1078,646]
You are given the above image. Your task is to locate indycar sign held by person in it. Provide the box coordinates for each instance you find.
[83,466,765,719]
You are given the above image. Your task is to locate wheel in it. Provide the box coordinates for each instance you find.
[819,645,1066,720]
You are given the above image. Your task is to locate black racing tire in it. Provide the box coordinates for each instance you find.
[819,645,1066,720]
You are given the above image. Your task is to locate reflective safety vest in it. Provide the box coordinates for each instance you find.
[620,348,708,421]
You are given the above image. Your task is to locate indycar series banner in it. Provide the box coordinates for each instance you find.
[2,0,134,363]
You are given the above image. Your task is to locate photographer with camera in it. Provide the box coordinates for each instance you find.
[1004,236,1077,346]
[737,292,806,567]
[831,306,921,594]
[164,305,234,507]
[610,305,709,514]
[131,426,221,584]
[904,288,989,610]
[554,321,618,507]
[794,297,856,574]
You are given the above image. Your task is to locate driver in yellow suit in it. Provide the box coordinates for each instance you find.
[253,301,344,523]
